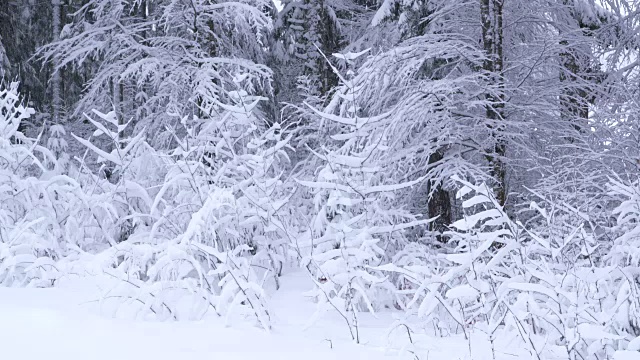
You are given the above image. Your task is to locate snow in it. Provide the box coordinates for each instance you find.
[577,323,624,341]
[614,351,640,360]
[0,271,513,360]
[445,284,479,299]
[629,336,640,351]
[371,0,396,27]
[0,275,369,359]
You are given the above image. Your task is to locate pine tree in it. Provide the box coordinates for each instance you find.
[51,0,62,125]
[275,0,342,98]
[275,0,378,100]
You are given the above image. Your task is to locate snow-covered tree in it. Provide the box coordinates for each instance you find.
[40,0,273,143]
[274,0,378,101]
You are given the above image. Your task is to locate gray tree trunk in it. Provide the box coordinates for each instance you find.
[481,0,507,207]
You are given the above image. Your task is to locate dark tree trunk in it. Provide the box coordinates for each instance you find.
[427,149,452,241]
[481,0,507,207]
[558,1,601,139]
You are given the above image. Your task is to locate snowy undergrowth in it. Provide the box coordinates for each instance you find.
[4,79,640,360]
[296,51,435,343]
[0,82,291,328]
[0,82,71,287]
[61,89,293,327]
[377,176,640,360]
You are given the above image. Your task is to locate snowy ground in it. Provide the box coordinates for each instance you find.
[0,271,511,360]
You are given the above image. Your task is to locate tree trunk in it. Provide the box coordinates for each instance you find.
[427,149,452,241]
[481,0,507,207]
[51,0,62,125]
[558,1,599,138]
[559,46,590,132]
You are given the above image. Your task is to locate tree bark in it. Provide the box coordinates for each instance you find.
[558,1,599,138]
[51,0,62,125]
[427,149,452,241]
[481,0,507,207]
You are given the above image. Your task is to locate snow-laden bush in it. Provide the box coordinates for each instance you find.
[298,51,432,342]
[70,88,292,327]
[376,176,520,341]
[0,82,79,286]
[68,109,152,249]
[606,178,640,355]
[376,175,640,360]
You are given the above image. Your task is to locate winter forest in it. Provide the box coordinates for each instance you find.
[3,0,640,359]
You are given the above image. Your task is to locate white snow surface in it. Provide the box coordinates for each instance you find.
[0,271,518,360]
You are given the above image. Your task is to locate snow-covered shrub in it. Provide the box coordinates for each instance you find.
[94,188,271,326]
[605,178,640,355]
[68,109,152,249]
[378,176,522,340]
[300,156,397,342]
[299,51,431,342]
[380,174,639,360]
[0,82,73,286]
[142,89,293,292]
[72,86,293,327]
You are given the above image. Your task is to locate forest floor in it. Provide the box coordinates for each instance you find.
[0,271,519,360]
